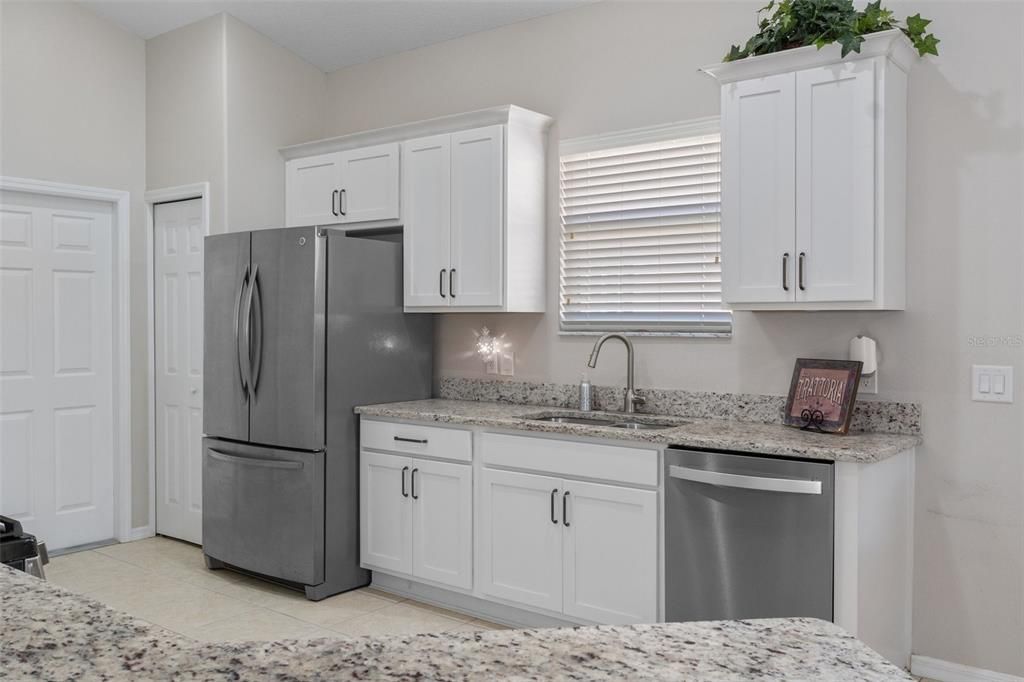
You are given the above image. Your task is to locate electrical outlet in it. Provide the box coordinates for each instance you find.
[499,351,515,376]
[972,365,1014,403]
[485,354,499,375]
[859,374,878,395]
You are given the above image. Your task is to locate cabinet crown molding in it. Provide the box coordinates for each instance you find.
[700,29,917,83]
[280,105,553,161]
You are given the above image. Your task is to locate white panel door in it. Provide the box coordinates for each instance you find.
[796,61,876,302]
[402,135,451,308]
[450,126,504,307]
[0,191,114,550]
[721,73,797,303]
[338,143,400,224]
[154,198,204,544]
[411,458,472,589]
[285,152,343,227]
[360,451,412,575]
[477,468,562,612]
[562,480,657,624]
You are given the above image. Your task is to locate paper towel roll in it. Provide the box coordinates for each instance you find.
[849,335,878,375]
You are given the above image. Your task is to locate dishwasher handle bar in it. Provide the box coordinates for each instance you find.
[668,464,822,495]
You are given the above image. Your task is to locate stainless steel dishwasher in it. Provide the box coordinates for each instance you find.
[664,447,834,623]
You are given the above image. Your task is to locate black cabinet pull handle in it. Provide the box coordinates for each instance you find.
[562,491,571,527]
[339,188,347,216]
[394,436,428,444]
[439,269,447,298]
[798,252,806,291]
[411,468,419,499]
[550,489,559,524]
[331,190,339,216]
[449,269,456,299]
[782,253,790,292]
[401,466,409,498]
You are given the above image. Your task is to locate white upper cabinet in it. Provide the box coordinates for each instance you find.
[285,143,400,227]
[402,135,452,308]
[705,30,914,310]
[337,143,401,223]
[285,152,344,228]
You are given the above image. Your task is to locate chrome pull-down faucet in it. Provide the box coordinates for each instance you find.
[587,333,646,414]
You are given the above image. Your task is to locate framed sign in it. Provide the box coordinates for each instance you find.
[783,359,863,434]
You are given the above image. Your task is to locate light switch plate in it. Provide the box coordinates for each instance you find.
[972,365,1014,403]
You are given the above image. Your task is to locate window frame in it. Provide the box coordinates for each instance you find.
[558,117,731,338]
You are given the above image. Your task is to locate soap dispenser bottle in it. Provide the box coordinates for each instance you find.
[578,373,593,412]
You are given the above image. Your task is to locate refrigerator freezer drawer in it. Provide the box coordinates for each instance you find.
[202,438,325,585]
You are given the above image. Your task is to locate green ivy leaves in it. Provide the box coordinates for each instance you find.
[723,0,939,62]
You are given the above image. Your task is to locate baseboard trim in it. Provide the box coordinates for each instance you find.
[911,655,1023,682]
[126,525,155,542]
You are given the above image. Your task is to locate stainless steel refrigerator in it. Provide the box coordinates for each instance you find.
[201,226,433,600]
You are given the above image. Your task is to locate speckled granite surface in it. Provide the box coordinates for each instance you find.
[2,566,910,681]
[438,377,923,435]
[357,399,921,463]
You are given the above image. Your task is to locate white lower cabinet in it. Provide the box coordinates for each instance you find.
[478,468,564,612]
[478,467,657,624]
[360,450,472,590]
[562,480,658,623]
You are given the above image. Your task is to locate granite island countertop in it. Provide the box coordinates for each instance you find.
[2,565,910,681]
[355,399,922,464]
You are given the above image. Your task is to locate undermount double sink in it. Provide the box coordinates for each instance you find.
[520,412,684,431]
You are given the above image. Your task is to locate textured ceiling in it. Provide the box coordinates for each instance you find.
[82,0,591,72]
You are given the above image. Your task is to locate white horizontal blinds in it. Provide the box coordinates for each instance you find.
[560,128,731,334]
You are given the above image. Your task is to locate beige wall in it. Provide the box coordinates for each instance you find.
[224,15,326,232]
[0,1,150,526]
[323,1,1024,675]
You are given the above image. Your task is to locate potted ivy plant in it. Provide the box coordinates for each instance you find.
[723,0,939,62]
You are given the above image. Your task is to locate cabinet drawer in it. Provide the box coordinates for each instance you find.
[479,432,658,487]
[361,419,472,462]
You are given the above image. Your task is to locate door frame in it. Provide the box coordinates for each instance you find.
[0,175,133,543]
[144,183,210,542]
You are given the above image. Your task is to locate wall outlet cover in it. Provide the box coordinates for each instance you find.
[859,374,878,395]
[485,355,499,375]
[499,351,515,376]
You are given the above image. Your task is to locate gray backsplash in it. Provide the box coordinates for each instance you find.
[438,377,922,435]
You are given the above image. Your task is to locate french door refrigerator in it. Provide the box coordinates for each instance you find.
[202,226,433,600]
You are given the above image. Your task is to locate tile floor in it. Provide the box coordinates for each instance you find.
[46,536,506,643]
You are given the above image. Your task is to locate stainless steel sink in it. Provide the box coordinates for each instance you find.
[521,413,681,431]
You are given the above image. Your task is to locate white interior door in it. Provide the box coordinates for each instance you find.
[154,198,204,544]
[0,190,115,550]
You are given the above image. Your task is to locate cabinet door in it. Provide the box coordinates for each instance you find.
[402,135,451,308]
[450,126,504,307]
[721,73,796,303]
[338,143,401,224]
[478,468,563,612]
[285,152,343,227]
[360,451,412,575]
[562,481,657,624]
[411,459,472,589]
[796,61,876,302]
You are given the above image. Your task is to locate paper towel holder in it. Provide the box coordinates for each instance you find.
[849,335,879,394]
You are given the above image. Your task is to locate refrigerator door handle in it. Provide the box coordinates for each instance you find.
[208,448,303,470]
[234,265,251,400]
[243,264,259,398]
[250,267,264,394]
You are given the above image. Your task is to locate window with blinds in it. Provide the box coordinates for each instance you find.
[559,121,731,335]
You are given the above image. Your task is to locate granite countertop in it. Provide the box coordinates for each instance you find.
[355,399,922,463]
[2,565,910,681]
